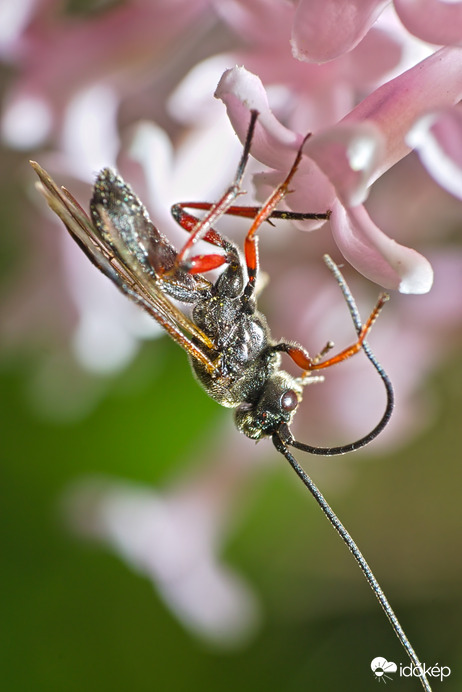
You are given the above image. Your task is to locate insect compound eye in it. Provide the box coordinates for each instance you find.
[280,389,299,413]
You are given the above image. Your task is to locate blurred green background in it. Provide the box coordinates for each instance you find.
[2,159,462,692]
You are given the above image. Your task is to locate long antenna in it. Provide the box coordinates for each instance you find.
[273,254,430,689]
[272,433,432,692]
[290,254,393,456]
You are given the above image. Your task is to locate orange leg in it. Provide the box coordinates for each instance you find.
[163,110,259,279]
[170,202,330,275]
[275,293,389,373]
[168,114,330,279]
[241,134,327,299]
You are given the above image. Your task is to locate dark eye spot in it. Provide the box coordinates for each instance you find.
[281,389,298,412]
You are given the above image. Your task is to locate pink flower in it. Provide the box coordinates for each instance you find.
[291,0,390,63]
[63,445,261,645]
[216,50,462,293]
[1,0,210,148]
[290,0,462,63]
[394,0,462,46]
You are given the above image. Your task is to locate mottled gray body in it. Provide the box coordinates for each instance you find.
[89,169,304,440]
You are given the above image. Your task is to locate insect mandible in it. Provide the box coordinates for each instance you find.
[30,110,432,691]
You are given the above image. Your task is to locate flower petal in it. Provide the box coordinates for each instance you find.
[394,0,462,46]
[291,0,389,63]
[215,66,337,217]
[215,66,302,169]
[344,45,462,178]
[347,24,404,87]
[64,477,260,645]
[253,160,335,222]
[330,200,434,293]
[305,121,385,205]
[407,107,462,201]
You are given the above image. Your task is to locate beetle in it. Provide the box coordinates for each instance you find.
[30,110,431,691]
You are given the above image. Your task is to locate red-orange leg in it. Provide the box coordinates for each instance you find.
[166,110,259,277]
[170,204,234,274]
[242,134,311,299]
[169,119,330,281]
[170,201,331,275]
[175,202,330,223]
[275,293,389,373]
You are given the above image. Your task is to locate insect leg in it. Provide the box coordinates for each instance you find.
[173,202,330,223]
[171,114,329,279]
[169,110,259,274]
[274,293,389,372]
[279,255,394,455]
[170,204,239,274]
[171,202,331,275]
[242,133,317,299]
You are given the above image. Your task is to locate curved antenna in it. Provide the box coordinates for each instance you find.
[288,348,393,456]
[272,432,432,692]
[290,254,393,456]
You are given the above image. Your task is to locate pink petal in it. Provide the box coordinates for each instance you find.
[330,200,434,293]
[252,160,336,230]
[347,25,404,88]
[344,45,462,178]
[394,0,462,46]
[8,0,209,134]
[215,66,302,169]
[65,477,260,644]
[291,0,389,63]
[215,0,294,49]
[215,66,342,216]
[305,121,385,206]
[407,107,462,201]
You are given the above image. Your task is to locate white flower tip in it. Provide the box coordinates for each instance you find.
[348,133,378,173]
[398,258,434,294]
[331,202,434,295]
[214,65,268,114]
[214,65,246,98]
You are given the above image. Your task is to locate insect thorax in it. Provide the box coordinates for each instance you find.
[189,291,303,439]
[190,292,277,405]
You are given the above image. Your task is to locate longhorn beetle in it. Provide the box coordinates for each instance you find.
[31,110,431,691]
